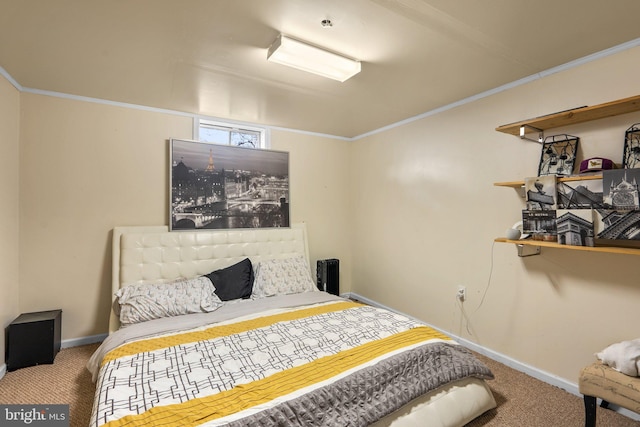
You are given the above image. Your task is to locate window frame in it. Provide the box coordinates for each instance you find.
[194,117,269,149]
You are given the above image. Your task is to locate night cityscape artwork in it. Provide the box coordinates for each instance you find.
[170,139,290,230]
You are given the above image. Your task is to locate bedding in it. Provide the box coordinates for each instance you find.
[88,293,493,427]
[97,224,496,426]
[114,276,222,326]
[204,258,255,301]
[252,255,318,298]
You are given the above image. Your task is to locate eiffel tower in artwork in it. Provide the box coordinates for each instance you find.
[205,149,215,172]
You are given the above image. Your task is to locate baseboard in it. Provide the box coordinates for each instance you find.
[0,363,6,381]
[61,333,107,349]
[345,292,640,422]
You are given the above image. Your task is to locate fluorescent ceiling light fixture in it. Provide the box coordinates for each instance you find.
[267,34,361,82]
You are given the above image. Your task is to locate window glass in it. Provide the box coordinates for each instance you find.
[197,119,267,148]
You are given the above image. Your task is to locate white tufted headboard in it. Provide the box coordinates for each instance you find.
[110,223,310,333]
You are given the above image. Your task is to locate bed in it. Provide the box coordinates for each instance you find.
[87,223,496,426]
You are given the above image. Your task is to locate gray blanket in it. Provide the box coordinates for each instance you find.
[227,342,494,427]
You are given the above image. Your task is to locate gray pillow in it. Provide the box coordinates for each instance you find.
[115,276,222,326]
[251,255,317,299]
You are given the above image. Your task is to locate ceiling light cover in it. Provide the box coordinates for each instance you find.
[267,34,361,82]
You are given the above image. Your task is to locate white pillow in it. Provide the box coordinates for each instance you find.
[251,255,317,299]
[115,276,223,326]
[596,338,640,377]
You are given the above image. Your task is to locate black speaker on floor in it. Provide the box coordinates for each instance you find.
[317,259,339,296]
[6,310,62,372]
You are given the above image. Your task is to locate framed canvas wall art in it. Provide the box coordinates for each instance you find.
[170,138,290,230]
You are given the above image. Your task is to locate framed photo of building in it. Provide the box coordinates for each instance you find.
[556,209,594,247]
[602,169,640,210]
[556,177,603,209]
[522,209,557,241]
[170,138,290,230]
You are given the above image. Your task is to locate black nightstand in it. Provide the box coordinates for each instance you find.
[6,310,62,371]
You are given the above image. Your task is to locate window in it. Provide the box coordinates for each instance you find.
[196,118,268,148]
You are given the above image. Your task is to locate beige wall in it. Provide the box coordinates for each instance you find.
[0,75,20,368]
[16,95,351,341]
[270,130,352,291]
[350,46,640,385]
[18,95,192,340]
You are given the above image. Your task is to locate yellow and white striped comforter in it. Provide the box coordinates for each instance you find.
[88,294,491,427]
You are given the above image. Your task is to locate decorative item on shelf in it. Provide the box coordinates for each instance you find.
[538,134,579,177]
[523,176,559,238]
[594,209,640,241]
[602,169,640,210]
[525,176,557,211]
[522,209,557,241]
[556,209,595,247]
[579,157,615,174]
[556,177,604,209]
[623,123,640,169]
[596,168,640,241]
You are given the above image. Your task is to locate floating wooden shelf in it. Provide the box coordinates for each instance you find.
[496,94,640,136]
[495,94,640,256]
[495,238,640,256]
[494,174,603,189]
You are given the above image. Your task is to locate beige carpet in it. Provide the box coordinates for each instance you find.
[0,343,98,427]
[466,353,640,427]
[0,343,638,426]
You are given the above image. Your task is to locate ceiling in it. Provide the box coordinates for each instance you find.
[2,0,640,138]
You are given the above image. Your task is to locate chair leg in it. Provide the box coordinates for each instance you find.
[600,400,610,409]
[584,395,597,427]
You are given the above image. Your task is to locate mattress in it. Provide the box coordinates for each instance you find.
[87,292,495,426]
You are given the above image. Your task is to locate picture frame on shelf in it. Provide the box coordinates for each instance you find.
[525,175,557,210]
[602,169,640,210]
[594,210,640,241]
[622,123,640,169]
[537,134,579,177]
[522,209,557,241]
[556,178,604,209]
[556,209,595,247]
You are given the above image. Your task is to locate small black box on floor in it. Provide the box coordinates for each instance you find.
[6,309,62,372]
[317,258,339,296]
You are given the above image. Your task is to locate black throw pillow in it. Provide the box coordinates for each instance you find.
[204,258,254,301]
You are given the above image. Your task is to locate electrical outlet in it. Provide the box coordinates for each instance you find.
[456,285,466,301]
